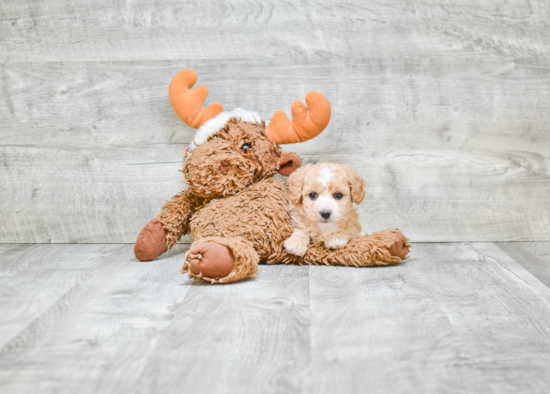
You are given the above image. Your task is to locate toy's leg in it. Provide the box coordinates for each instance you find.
[294,229,411,267]
[181,237,259,284]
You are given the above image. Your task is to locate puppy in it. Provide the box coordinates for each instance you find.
[284,162,366,256]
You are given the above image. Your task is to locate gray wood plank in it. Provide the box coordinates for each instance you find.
[1,0,549,62]
[496,242,550,288]
[0,143,188,244]
[1,59,550,242]
[134,265,310,394]
[309,242,550,394]
[0,244,310,394]
[0,244,114,348]
[0,243,191,393]
[0,244,34,260]
[1,243,550,393]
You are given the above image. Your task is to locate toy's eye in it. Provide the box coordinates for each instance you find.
[334,193,343,199]
[241,143,251,153]
[309,192,318,199]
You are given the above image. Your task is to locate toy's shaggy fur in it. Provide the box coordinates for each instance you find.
[135,117,411,283]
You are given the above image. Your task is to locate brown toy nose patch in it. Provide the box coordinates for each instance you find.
[219,162,231,175]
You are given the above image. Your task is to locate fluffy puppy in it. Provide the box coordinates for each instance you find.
[284,162,366,256]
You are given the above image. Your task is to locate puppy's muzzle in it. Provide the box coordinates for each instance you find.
[320,210,332,220]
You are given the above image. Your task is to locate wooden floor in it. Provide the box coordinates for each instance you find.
[1,243,549,393]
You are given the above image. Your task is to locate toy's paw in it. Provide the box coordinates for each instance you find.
[187,241,235,278]
[135,218,168,261]
[388,231,410,259]
[284,237,309,257]
[324,234,350,250]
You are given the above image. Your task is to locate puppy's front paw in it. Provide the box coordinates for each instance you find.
[285,237,309,257]
[325,234,350,250]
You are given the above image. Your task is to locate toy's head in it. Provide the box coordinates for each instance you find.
[169,70,332,199]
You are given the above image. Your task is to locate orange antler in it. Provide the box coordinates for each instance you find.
[266,92,331,144]
[168,69,224,129]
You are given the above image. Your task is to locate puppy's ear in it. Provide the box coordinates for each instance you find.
[288,166,307,205]
[348,167,366,204]
[279,152,302,176]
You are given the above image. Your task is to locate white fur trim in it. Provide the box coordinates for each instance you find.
[189,108,263,150]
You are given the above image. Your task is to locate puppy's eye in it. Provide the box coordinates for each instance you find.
[309,192,318,199]
[334,193,343,199]
[241,143,251,153]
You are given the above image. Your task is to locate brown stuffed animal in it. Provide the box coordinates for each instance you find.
[134,69,411,283]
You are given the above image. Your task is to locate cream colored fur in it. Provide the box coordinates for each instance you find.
[285,163,366,256]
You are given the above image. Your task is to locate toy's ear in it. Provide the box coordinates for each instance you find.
[348,167,366,204]
[288,165,307,205]
[278,152,301,176]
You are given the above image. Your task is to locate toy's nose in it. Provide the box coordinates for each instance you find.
[219,162,231,175]
[320,210,332,220]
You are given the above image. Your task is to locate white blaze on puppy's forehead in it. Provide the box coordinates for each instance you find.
[318,163,335,186]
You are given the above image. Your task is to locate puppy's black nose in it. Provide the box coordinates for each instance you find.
[320,210,331,220]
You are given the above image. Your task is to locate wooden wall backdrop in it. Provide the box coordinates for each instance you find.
[1,0,549,243]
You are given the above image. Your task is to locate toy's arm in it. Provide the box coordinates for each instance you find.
[158,191,205,250]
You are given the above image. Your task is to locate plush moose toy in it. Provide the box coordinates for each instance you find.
[134,69,410,283]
